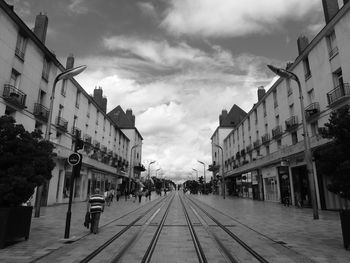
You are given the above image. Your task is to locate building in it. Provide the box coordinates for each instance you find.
[0,1,135,205]
[210,105,247,195]
[108,106,145,191]
[217,0,350,209]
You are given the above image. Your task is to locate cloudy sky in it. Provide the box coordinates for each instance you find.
[12,0,325,182]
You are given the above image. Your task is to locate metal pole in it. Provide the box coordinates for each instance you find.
[213,144,225,199]
[128,144,139,193]
[295,77,319,219]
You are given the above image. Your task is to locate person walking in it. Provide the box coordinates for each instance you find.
[138,189,142,203]
[116,188,121,202]
[87,188,105,234]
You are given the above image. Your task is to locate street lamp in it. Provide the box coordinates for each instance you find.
[197,160,206,194]
[34,65,87,218]
[267,64,319,220]
[213,143,225,199]
[129,143,141,193]
[192,168,198,180]
[156,168,161,177]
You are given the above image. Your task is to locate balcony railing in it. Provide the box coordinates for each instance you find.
[261,133,270,144]
[93,140,100,149]
[108,150,113,156]
[246,144,253,153]
[3,84,26,108]
[33,103,49,122]
[55,116,68,132]
[101,145,107,153]
[305,102,320,120]
[240,149,246,156]
[236,152,241,159]
[253,139,260,148]
[83,134,92,144]
[71,127,81,138]
[272,125,283,139]
[327,83,350,106]
[285,116,298,132]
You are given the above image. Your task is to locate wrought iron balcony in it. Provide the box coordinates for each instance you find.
[93,140,100,149]
[108,150,113,156]
[3,84,26,109]
[71,126,81,138]
[285,116,298,132]
[246,144,253,153]
[55,116,68,132]
[261,133,270,144]
[305,102,320,120]
[101,145,107,153]
[327,83,350,106]
[253,139,260,148]
[33,103,49,122]
[236,151,241,159]
[83,134,92,144]
[272,125,283,139]
[240,149,246,156]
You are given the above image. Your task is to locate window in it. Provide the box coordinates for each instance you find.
[58,104,63,118]
[75,90,81,108]
[307,89,315,105]
[263,101,267,116]
[42,58,50,81]
[103,118,106,131]
[61,80,67,96]
[256,130,259,141]
[73,115,77,128]
[10,69,21,88]
[286,78,292,96]
[273,90,278,108]
[277,139,282,149]
[303,56,311,79]
[247,117,251,131]
[254,109,258,124]
[15,33,26,60]
[291,132,298,145]
[265,123,268,133]
[96,110,99,125]
[87,101,91,118]
[266,145,270,155]
[275,115,280,125]
[327,30,338,58]
[333,68,343,88]
[311,122,318,136]
[289,104,294,117]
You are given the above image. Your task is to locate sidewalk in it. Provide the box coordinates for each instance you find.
[192,194,350,262]
[0,194,161,263]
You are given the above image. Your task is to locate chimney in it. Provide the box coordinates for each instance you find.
[297,35,309,55]
[126,109,135,127]
[33,12,48,44]
[66,54,74,70]
[257,86,266,101]
[322,0,339,23]
[102,97,107,113]
[219,109,228,126]
[93,87,104,109]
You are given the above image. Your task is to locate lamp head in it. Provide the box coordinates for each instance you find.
[267,64,297,81]
[57,65,87,81]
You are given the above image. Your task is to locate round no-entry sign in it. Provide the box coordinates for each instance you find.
[68,153,81,166]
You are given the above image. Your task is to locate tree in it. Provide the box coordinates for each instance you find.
[0,115,55,207]
[316,105,350,201]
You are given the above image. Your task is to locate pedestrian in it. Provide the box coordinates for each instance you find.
[148,189,152,200]
[116,188,121,202]
[124,188,128,201]
[87,188,105,234]
[138,189,142,203]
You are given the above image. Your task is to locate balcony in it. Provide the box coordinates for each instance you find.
[272,125,283,139]
[305,102,320,121]
[240,149,246,156]
[83,134,92,144]
[236,152,241,159]
[108,150,113,156]
[101,145,107,153]
[93,140,100,149]
[208,163,219,172]
[261,133,270,144]
[253,139,260,149]
[33,103,49,122]
[327,83,350,106]
[246,144,253,153]
[71,126,81,138]
[55,117,68,132]
[3,84,26,109]
[285,116,298,132]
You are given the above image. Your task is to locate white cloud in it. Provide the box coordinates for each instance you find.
[68,0,88,14]
[161,0,320,37]
[137,2,157,19]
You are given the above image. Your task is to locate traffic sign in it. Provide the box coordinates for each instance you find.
[68,153,81,166]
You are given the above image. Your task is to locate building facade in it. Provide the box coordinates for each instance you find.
[0,1,134,205]
[217,0,350,210]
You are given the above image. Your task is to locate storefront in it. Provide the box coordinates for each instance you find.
[291,165,311,207]
[251,170,264,200]
[278,166,292,205]
[262,166,280,202]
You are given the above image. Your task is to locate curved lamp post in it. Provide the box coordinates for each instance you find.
[213,143,225,199]
[197,160,206,193]
[156,168,161,178]
[34,65,87,218]
[192,168,198,181]
[129,143,141,192]
[267,64,319,220]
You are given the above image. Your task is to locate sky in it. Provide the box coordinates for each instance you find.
[11,0,325,183]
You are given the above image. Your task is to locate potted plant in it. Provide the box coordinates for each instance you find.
[316,105,350,249]
[0,115,55,248]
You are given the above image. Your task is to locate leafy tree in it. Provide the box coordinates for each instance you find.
[316,105,350,201]
[0,115,55,206]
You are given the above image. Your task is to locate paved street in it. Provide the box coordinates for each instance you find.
[0,193,349,262]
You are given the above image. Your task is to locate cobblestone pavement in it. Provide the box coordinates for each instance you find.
[1,192,349,263]
[0,194,161,263]
[190,194,350,263]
